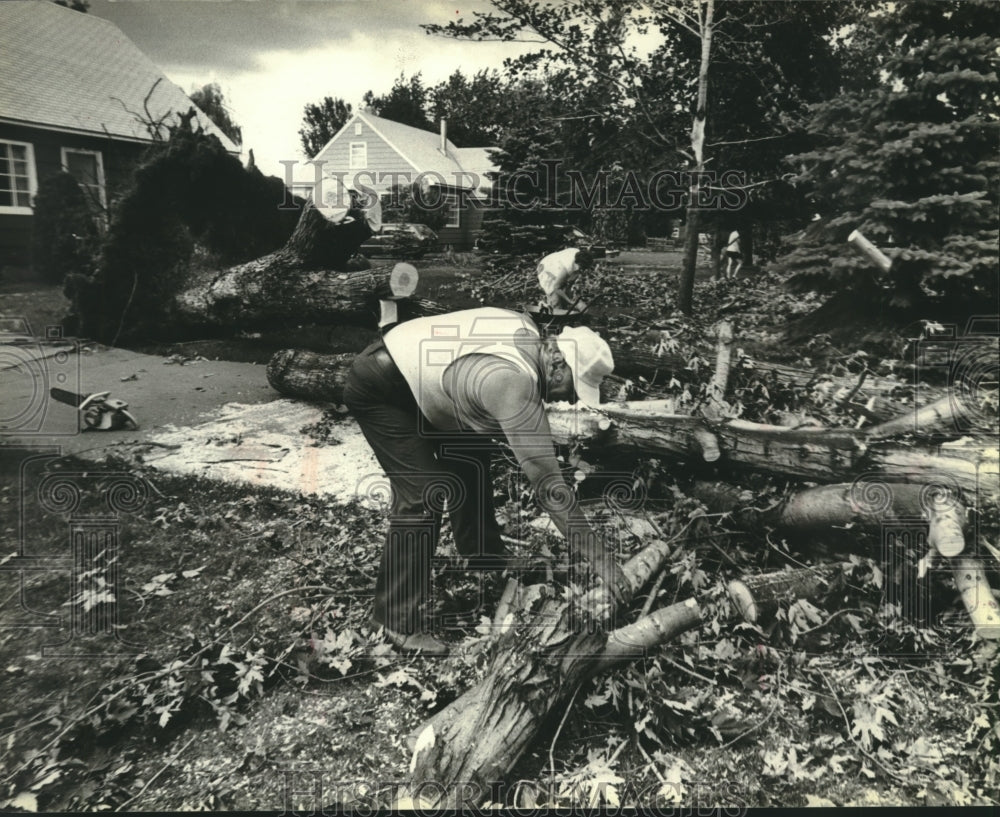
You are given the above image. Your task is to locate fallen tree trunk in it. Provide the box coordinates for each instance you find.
[263,352,997,507]
[777,482,969,541]
[174,202,417,328]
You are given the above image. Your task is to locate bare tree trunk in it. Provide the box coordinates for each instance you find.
[677,0,715,315]
[711,227,726,280]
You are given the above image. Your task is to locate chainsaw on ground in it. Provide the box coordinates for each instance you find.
[49,388,139,431]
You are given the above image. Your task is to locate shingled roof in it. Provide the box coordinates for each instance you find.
[0,1,240,152]
[335,111,497,190]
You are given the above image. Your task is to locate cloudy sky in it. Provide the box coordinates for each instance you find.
[87,0,538,178]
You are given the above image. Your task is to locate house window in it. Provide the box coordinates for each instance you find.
[353,122,363,136]
[0,140,37,214]
[349,142,367,169]
[61,148,107,217]
[442,193,461,228]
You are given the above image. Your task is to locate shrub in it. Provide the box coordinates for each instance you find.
[31,172,100,285]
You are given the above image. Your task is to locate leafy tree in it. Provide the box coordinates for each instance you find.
[189,82,242,146]
[776,0,1000,316]
[427,69,510,145]
[424,1,866,310]
[299,96,353,158]
[53,0,89,11]
[363,73,434,132]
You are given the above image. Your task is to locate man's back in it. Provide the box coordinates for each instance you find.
[383,307,541,432]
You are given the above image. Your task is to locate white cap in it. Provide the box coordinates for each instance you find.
[555,325,614,407]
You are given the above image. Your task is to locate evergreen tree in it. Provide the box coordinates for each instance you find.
[777,0,999,313]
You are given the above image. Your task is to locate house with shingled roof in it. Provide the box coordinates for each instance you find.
[305,111,498,250]
[0,0,240,272]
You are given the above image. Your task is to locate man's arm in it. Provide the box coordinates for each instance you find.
[475,367,629,603]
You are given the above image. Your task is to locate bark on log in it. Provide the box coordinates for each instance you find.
[266,350,354,403]
[404,533,685,806]
[173,201,417,328]
[727,567,834,624]
[262,353,997,511]
[777,482,951,535]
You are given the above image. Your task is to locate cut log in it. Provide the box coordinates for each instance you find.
[867,393,995,440]
[175,261,416,329]
[847,229,893,274]
[778,482,937,534]
[927,495,967,557]
[266,350,355,403]
[727,567,834,624]
[173,201,417,329]
[953,558,1000,640]
[595,597,702,672]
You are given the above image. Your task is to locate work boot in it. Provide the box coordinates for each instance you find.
[381,627,449,657]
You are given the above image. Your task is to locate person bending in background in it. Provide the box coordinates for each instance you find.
[537,247,595,314]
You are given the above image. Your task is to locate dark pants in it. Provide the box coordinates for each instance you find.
[343,341,505,634]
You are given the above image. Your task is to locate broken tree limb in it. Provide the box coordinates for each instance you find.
[545,406,869,481]
[727,568,834,624]
[404,533,681,805]
[262,352,997,508]
[704,320,734,417]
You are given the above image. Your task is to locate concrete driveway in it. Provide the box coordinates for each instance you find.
[0,338,385,504]
[1,340,276,456]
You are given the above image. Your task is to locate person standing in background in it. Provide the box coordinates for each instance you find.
[725,229,742,280]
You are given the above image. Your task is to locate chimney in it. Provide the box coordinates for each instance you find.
[440,118,447,155]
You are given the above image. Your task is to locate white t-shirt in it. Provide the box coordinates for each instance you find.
[727,231,741,254]
[537,247,582,295]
